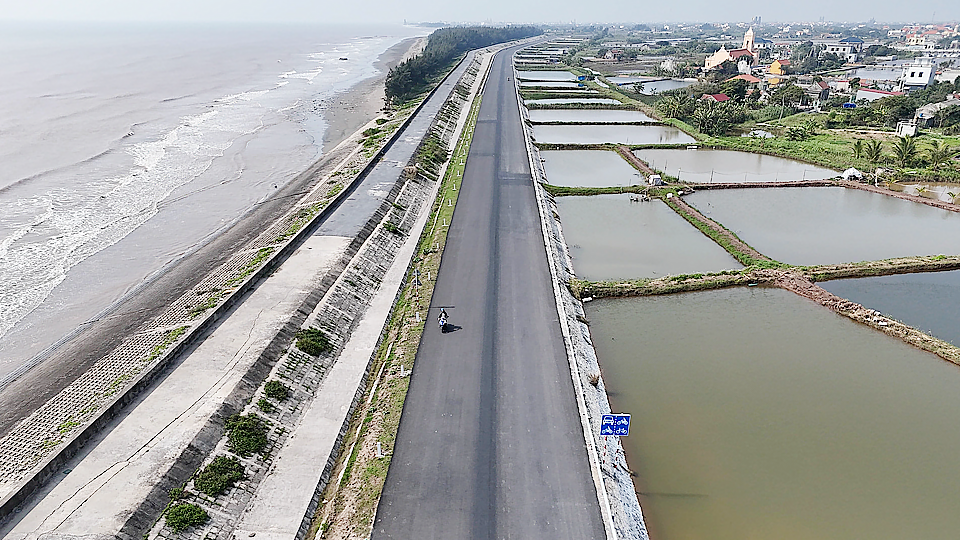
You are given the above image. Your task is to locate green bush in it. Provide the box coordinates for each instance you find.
[194,455,245,496]
[166,503,209,533]
[168,487,186,500]
[226,414,269,457]
[256,398,275,413]
[263,380,290,401]
[295,328,332,356]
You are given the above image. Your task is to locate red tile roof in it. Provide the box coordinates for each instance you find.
[702,93,731,102]
[727,74,761,83]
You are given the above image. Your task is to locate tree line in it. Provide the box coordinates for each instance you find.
[385,26,542,104]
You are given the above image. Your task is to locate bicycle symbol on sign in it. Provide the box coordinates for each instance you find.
[600,414,631,436]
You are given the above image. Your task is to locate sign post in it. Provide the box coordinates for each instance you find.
[600,413,631,436]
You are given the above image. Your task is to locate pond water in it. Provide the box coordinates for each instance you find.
[528,109,654,123]
[533,124,696,145]
[555,194,741,280]
[525,98,621,106]
[588,287,960,540]
[607,78,696,94]
[686,187,960,265]
[633,148,837,183]
[885,182,960,204]
[820,270,960,345]
[524,88,600,94]
[541,150,643,187]
[520,81,585,88]
[516,70,577,81]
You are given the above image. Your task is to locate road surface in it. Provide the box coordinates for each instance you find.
[373,44,606,539]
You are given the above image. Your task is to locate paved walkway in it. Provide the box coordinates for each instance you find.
[372,43,605,540]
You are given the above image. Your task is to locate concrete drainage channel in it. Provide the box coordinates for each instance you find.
[515,48,650,540]
[0,46,483,539]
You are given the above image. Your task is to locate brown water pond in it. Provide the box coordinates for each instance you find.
[686,187,960,265]
[588,287,960,540]
[556,194,742,280]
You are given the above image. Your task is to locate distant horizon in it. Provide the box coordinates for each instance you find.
[0,0,955,28]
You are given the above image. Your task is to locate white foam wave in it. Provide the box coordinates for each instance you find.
[0,91,269,340]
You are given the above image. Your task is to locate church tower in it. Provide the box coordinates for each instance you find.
[742,27,756,54]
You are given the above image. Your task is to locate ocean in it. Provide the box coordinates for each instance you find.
[0,22,426,379]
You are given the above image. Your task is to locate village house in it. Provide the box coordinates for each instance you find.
[702,93,731,102]
[704,27,758,70]
[768,58,790,75]
[900,57,936,91]
[820,37,864,62]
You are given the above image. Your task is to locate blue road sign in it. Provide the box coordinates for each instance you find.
[842,102,857,109]
[600,414,631,436]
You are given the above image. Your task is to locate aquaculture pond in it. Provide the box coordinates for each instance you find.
[555,194,741,280]
[524,98,621,106]
[528,109,654,123]
[588,287,960,540]
[686,187,960,265]
[533,124,695,145]
[885,182,960,204]
[519,81,584,88]
[608,78,696,95]
[633,148,837,183]
[541,150,643,187]
[820,270,960,345]
[516,70,577,81]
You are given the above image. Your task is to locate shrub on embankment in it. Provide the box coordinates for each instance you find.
[385,26,542,104]
[225,414,269,457]
[165,503,209,533]
[194,455,245,496]
[295,328,332,356]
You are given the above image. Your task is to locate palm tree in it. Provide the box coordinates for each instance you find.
[891,136,918,168]
[925,140,960,171]
[852,139,864,160]
[865,140,884,164]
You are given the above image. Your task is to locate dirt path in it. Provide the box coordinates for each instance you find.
[840,180,960,213]
[667,196,772,263]
[616,145,655,176]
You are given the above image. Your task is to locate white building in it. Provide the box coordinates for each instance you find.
[900,58,936,90]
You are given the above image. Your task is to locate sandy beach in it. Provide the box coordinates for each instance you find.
[0,36,425,436]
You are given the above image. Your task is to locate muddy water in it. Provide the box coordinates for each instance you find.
[533,124,695,145]
[633,148,837,183]
[520,81,584,88]
[820,270,960,345]
[555,194,741,279]
[587,287,960,540]
[516,70,576,81]
[687,187,960,265]
[528,109,654,123]
[885,182,960,204]
[541,150,643,187]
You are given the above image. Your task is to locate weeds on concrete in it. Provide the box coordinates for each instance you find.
[295,328,333,357]
[194,455,245,497]
[263,380,290,401]
[225,414,269,457]
[165,503,209,533]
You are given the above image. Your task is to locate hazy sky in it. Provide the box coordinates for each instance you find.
[0,0,955,25]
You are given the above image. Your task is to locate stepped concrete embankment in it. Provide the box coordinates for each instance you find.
[1,45,481,539]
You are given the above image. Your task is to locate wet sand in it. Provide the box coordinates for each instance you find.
[0,37,423,437]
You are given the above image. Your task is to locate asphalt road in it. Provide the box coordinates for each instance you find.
[373,45,606,539]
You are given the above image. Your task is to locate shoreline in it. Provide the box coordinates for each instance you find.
[0,36,424,437]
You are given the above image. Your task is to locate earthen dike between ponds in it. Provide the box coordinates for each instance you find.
[549,148,960,367]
